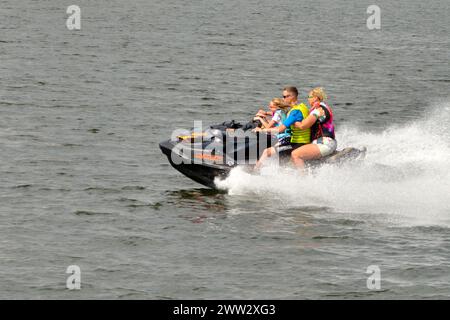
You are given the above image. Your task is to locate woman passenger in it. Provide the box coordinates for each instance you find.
[291,87,337,170]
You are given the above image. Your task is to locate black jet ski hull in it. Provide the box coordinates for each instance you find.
[160,140,229,189]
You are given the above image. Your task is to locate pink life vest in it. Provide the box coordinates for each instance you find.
[310,102,335,140]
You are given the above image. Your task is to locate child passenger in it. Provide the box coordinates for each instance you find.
[253,98,292,169]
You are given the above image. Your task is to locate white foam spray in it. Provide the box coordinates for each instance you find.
[216,102,450,226]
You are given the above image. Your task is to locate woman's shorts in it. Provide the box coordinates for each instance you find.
[312,137,337,157]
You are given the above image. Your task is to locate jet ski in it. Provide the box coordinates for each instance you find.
[159,120,366,189]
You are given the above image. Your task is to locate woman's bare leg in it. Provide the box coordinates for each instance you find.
[291,144,322,170]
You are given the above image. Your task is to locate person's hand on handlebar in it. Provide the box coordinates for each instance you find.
[256,109,268,118]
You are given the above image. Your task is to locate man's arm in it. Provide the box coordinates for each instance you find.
[254,110,301,134]
[283,110,303,128]
[254,124,286,133]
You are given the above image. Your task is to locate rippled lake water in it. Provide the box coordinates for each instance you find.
[1,0,449,299]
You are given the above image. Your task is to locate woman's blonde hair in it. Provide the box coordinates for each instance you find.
[310,87,327,101]
[271,98,291,111]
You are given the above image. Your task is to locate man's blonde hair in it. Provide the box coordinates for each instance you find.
[283,86,298,97]
[310,87,327,101]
